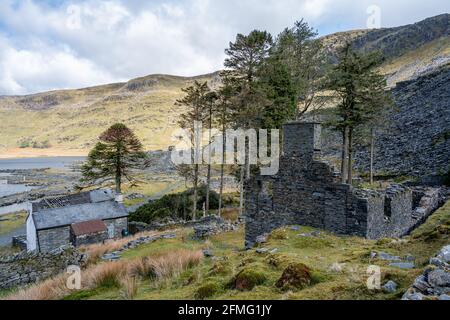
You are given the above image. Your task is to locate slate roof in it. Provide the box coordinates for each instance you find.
[32,189,114,212]
[71,220,107,236]
[31,189,128,230]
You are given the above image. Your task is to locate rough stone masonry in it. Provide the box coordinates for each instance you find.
[0,245,87,290]
[244,122,445,248]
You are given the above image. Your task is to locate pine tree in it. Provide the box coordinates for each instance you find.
[328,44,390,184]
[204,91,218,214]
[214,82,235,217]
[176,81,210,220]
[80,123,148,194]
[273,19,328,118]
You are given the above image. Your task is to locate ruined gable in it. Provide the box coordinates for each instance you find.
[244,122,444,248]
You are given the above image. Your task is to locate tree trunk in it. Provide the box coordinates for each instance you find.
[347,128,353,185]
[341,127,349,184]
[183,193,187,221]
[218,123,226,217]
[115,174,122,194]
[239,165,245,216]
[193,163,199,221]
[205,108,213,213]
[370,128,375,185]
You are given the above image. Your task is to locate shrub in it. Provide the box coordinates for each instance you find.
[276,263,312,291]
[195,281,221,300]
[130,185,220,224]
[232,268,267,291]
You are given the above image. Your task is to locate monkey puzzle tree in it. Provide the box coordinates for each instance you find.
[80,123,148,194]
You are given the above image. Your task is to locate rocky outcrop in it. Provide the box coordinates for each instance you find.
[403,245,450,300]
[0,246,87,290]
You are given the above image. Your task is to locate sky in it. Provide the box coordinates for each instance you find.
[0,0,448,95]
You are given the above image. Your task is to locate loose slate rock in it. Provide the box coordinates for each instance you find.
[389,262,415,269]
[382,280,398,293]
[378,252,402,261]
[202,249,214,258]
[437,245,450,263]
[428,269,450,287]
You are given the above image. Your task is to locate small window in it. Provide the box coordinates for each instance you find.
[384,197,392,219]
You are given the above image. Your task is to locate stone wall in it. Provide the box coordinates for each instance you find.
[104,217,128,238]
[366,185,413,239]
[38,226,71,253]
[244,122,446,248]
[72,231,108,247]
[37,217,128,252]
[0,246,87,290]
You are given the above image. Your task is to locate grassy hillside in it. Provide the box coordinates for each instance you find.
[4,200,449,300]
[0,73,218,155]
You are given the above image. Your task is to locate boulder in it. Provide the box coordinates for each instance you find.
[437,245,450,263]
[428,269,450,288]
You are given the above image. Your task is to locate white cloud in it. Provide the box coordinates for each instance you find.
[0,36,116,94]
[0,0,448,95]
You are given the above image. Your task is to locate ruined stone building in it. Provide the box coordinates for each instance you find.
[26,189,129,252]
[245,122,444,248]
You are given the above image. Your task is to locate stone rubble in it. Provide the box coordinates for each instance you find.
[192,216,243,240]
[403,245,450,300]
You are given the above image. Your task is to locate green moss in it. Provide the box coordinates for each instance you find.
[265,253,294,269]
[269,228,289,240]
[208,261,232,276]
[232,268,267,291]
[411,200,450,241]
[292,236,333,249]
[63,288,108,300]
[195,281,221,300]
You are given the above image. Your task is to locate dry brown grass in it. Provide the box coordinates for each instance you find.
[79,230,163,264]
[120,276,138,300]
[5,248,203,300]
[5,274,68,301]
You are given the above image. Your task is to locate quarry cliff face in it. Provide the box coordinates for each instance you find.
[354,65,450,183]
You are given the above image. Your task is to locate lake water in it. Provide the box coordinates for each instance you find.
[0,156,85,170]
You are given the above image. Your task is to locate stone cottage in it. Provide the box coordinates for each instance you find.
[245,122,444,248]
[26,189,129,252]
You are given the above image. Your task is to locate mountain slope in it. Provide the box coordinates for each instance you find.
[0,14,448,156]
[0,73,218,155]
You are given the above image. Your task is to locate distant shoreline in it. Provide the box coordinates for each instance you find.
[0,148,88,159]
